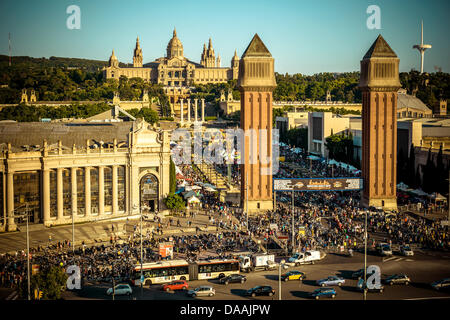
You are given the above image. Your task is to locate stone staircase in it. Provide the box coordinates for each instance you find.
[195,163,229,190]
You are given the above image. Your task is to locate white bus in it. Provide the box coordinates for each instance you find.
[195,259,240,280]
[132,260,189,286]
[132,259,240,285]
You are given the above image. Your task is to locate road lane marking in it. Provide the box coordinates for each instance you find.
[5,291,17,300]
[383,256,397,262]
[405,296,450,300]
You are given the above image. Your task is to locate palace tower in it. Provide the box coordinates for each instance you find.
[359,35,401,210]
[239,34,276,213]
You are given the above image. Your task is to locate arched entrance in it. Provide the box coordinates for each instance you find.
[140,174,159,212]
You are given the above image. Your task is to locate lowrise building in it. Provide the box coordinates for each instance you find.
[0,119,170,232]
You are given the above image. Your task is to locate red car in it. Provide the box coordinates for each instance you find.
[162,280,189,292]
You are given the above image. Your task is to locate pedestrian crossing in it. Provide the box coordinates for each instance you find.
[5,291,18,300]
[383,256,414,263]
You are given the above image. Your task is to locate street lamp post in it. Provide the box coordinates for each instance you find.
[140,206,144,299]
[363,210,368,301]
[292,191,295,253]
[25,204,30,301]
[1,204,31,300]
[278,259,285,300]
[72,208,75,254]
[246,171,249,232]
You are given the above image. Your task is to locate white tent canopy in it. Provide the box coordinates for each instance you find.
[187,196,201,203]
[429,192,447,201]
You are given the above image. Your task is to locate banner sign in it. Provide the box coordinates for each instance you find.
[159,242,174,259]
[273,178,363,192]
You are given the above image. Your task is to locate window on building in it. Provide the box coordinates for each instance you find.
[62,169,71,216]
[118,166,126,212]
[13,171,41,224]
[91,167,99,215]
[77,168,85,216]
[104,167,112,213]
[50,170,57,218]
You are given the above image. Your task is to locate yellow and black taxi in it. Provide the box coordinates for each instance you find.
[281,270,306,282]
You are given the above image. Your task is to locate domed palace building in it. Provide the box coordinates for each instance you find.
[103,28,240,105]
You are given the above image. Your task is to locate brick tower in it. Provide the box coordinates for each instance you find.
[238,34,276,213]
[359,35,401,210]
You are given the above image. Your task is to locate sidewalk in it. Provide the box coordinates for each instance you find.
[402,209,448,222]
[0,211,232,254]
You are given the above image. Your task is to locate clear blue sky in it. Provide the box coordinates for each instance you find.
[0,0,449,74]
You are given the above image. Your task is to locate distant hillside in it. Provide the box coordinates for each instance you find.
[0,55,130,72]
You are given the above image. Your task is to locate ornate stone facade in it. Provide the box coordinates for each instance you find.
[0,119,170,232]
[103,29,239,90]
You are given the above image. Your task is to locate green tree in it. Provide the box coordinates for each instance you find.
[20,266,68,300]
[169,158,176,194]
[165,193,185,210]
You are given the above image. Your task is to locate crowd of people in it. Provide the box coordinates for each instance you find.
[1,142,449,294]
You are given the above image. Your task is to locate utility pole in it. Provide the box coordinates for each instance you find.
[140,206,143,299]
[72,207,75,254]
[246,171,249,231]
[363,210,367,301]
[278,259,285,300]
[26,204,30,301]
[0,205,30,300]
[292,191,295,253]
[8,33,12,67]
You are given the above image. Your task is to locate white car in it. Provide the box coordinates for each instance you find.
[377,243,393,256]
[400,245,414,256]
[106,284,133,296]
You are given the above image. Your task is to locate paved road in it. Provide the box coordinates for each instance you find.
[64,250,450,301]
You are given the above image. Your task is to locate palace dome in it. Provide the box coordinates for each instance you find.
[166,28,183,59]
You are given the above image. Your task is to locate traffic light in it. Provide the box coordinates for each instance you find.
[38,291,43,300]
[34,289,38,299]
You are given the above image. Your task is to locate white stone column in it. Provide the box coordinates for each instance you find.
[42,169,50,224]
[98,166,104,216]
[187,99,191,122]
[71,167,77,218]
[112,165,118,215]
[85,167,91,217]
[180,99,184,123]
[6,171,16,231]
[194,99,198,122]
[201,98,205,122]
[57,168,63,221]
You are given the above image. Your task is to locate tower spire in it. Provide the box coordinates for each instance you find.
[173,27,177,37]
[421,20,423,45]
[8,33,11,67]
[413,20,432,73]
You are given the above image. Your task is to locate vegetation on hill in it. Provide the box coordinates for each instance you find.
[0,102,111,122]
[0,55,448,115]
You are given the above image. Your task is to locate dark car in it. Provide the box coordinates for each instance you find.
[219,274,247,285]
[352,268,366,279]
[245,285,275,297]
[431,278,450,292]
[309,287,336,300]
[384,274,410,286]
